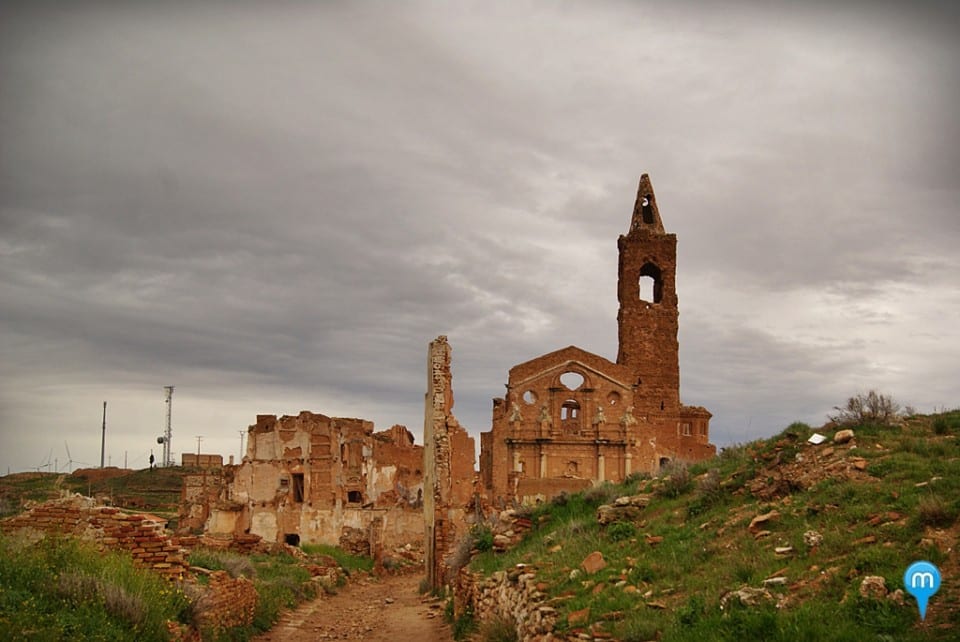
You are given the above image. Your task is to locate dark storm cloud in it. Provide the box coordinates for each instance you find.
[1,1,958,472]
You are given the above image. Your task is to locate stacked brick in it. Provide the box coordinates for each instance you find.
[0,495,189,580]
[194,571,258,632]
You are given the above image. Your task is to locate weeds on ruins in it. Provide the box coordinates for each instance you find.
[0,533,191,641]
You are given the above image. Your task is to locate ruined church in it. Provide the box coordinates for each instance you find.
[479,174,715,504]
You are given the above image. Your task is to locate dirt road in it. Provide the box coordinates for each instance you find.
[254,572,454,642]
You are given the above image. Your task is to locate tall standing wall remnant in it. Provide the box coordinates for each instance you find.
[424,335,476,592]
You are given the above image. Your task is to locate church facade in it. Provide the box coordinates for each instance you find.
[479,174,715,504]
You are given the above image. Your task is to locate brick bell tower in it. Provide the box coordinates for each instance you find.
[616,173,681,414]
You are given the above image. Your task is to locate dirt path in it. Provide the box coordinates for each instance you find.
[254,573,454,642]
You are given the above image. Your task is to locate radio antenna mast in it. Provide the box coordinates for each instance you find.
[163,386,174,467]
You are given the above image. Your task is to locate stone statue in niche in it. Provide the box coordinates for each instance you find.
[620,405,638,427]
[509,402,522,423]
[593,404,606,426]
[538,404,553,436]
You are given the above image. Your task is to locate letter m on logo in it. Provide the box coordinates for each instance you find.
[912,572,935,589]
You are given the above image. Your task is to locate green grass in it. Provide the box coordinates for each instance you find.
[301,543,374,573]
[0,532,190,641]
[188,547,319,633]
[469,410,960,641]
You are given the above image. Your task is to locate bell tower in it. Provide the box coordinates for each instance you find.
[616,174,681,413]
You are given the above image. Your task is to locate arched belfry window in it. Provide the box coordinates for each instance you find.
[639,262,663,303]
[641,195,654,224]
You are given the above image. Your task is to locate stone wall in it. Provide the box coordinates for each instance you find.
[0,494,189,580]
[456,567,559,642]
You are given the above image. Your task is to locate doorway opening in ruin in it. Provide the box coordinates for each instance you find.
[639,263,663,303]
[292,473,305,502]
[285,533,300,546]
[659,457,671,470]
[347,490,363,504]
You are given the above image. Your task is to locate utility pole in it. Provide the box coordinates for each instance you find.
[100,401,107,468]
[195,435,203,457]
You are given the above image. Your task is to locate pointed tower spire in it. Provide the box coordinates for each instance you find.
[628,173,665,234]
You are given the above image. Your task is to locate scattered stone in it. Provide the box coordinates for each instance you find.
[803,530,823,548]
[821,447,835,457]
[645,535,664,546]
[749,510,780,534]
[568,607,591,626]
[852,535,876,546]
[833,429,855,444]
[720,587,775,609]
[753,529,772,540]
[548,544,563,553]
[762,576,788,587]
[597,504,643,525]
[859,575,888,599]
[623,585,639,594]
[774,546,794,556]
[569,569,582,581]
[645,601,668,610]
[581,551,607,575]
[887,588,905,606]
[850,458,868,471]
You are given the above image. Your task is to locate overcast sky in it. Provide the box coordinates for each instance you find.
[1,1,958,475]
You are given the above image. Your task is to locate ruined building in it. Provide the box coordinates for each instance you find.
[480,174,716,504]
[195,412,425,550]
[423,336,477,590]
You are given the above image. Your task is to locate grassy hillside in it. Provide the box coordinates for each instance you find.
[0,467,190,522]
[470,410,960,641]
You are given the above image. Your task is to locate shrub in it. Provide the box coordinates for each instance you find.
[471,524,495,553]
[607,521,637,542]
[656,462,692,499]
[932,416,949,435]
[918,494,956,528]
[828,390,901,427]
[477,615,518,642]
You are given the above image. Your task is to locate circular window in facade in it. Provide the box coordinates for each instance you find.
[607,391,621,406]
[522,390,538,405]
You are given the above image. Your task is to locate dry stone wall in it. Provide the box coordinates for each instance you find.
[457,567,560,642]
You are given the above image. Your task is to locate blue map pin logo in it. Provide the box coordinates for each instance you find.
[904,561,941,620]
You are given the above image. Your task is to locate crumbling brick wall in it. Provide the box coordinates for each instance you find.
[0,495,189,580]
[423,336,476,591]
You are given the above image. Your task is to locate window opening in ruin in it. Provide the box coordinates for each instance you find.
[681,423,692,436]
[659,457,671,470]
[285,533,300,546]
[660,400,665,411]
[292,473,304,502]
[642,195,654,224]
[639,263,663,303]
[560,371,585,390]
[607,391,621,406]
[560,399,580,420]
[347,490,363,504]
[279,477,289,487]
[522,390,538,405]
